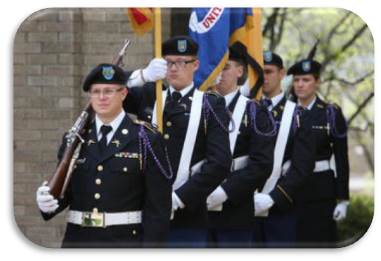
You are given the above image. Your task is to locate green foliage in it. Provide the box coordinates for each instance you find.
[337,194,374,247]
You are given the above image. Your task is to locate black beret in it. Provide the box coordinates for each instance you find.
[229,41,248,66]
[287,59,321,76]
[162,35,198,56]
[263,51,283,69]
[82,63,126,92]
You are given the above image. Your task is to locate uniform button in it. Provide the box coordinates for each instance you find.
[94,193,101,200]
[122,129,129,135]
[95,178,102,185]
[164,134,170,140]
[97,165,103,171]
[132,229,137,235]
[123,167,128,173]
[166,121,172,127]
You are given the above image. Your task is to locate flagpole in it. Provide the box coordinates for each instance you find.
[252,8,264,100]
[154,8,163,133]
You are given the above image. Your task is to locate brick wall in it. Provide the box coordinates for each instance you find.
[13,8,171,247]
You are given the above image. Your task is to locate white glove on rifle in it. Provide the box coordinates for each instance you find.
[333,200,349,221]
[254,193,274,215]
[127,58,167,87]
[207,186,227,210]
[36,181,59,213]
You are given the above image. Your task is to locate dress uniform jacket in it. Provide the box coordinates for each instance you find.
[42,114,172,248]
[124,82,232,229]
[296,96,349,244]
[208,92,275,229]
[265,96,316,212]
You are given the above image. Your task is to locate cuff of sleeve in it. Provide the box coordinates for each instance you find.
[126,70,145,87]
[269,185,293,211]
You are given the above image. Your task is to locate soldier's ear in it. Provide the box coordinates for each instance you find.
[121,87,128,100]
[279,68,286,78]
[193,59,200,71]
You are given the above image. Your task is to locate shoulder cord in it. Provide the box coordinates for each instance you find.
[138,126,174,179]
[249,101,277,137]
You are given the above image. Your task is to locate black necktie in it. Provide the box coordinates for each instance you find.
[262,98,272,108]
[172,91,182,103]
[99,125,112,154]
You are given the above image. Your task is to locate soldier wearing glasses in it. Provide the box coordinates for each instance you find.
[36,64,172,248]
[124,35,232,247]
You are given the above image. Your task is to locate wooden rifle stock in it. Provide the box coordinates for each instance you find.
[47,39,130,199]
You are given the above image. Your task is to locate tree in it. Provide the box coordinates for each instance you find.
[263,8,374,176]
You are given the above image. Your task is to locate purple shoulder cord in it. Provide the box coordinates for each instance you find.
[248,101,277,137]
[138,126,174,179]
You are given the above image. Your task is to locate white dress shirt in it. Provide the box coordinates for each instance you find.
[95,110,126,144]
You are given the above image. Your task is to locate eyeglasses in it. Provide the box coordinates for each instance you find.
[165,59,196,69]
[89,88,123,98]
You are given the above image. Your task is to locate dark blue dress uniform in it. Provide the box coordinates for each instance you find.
[123,35,232,247]
[252,95,316,247]
[208,92,275,247]
[42,115,172,248]
[287,47,350,246]
[295,96,349,246]
[41,63,172,248]
[123,84,231,246]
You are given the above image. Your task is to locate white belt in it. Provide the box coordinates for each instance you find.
[314,160,331,172]
[231,155,249,172]
[67,210,142,228]
[282,159,331,175]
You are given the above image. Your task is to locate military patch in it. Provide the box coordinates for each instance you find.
[102,66,115,80]
[177,40,187,53]
[302,61,311,72]
[111,140,120,147]
[264,51,273,62]
[115,152,140,159]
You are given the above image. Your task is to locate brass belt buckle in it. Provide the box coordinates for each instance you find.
[81,211,105,228]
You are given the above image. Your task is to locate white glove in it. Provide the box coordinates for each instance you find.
[142,58,167,82]
[127,58,167,87]
[207,186,228,210]
[333,201,349,221]
[254,193,274,214]
[36,182,59,213]
[171,192,185,212]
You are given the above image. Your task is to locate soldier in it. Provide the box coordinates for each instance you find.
[252,51,316,247]
[206,42,275,247]
[124,35,232,247]
[288,49,350,246]
[36,64,172,248]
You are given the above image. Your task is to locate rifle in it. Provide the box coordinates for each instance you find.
[47,39,131,199]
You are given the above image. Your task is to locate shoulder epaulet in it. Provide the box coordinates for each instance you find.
[326,101,341,110]
[332,103,340,110]
[133,119,158,134]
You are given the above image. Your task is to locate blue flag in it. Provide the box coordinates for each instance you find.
[189,8,255,91]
